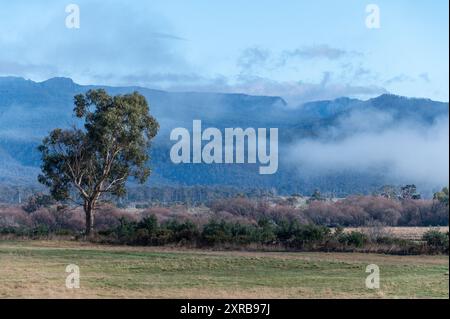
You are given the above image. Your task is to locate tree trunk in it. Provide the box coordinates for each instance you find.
[84,201,95,239]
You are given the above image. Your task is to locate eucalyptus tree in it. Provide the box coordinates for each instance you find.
[38,89,159,236]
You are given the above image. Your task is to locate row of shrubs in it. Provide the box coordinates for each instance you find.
[1,213,448,254]
[94,217,448,255]
[209,196,449,227]
[1,197,448,254]
[14,192,450,229]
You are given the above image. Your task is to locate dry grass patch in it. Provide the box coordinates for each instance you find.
[0,240,448,299]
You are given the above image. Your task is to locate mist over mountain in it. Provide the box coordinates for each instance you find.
[0,76,448,198]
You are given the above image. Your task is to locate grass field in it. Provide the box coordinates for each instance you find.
[343,226,449,240]
[0,240,448,299]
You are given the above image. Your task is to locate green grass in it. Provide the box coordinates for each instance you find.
[0,240,448,298]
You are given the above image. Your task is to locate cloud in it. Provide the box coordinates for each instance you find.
[384,74,415,86]
[90,72,206,88]
[0,0,189,84]
[236,45,360,71]
[419,72,431,83]
[166,72,387,105]
[284,45,346,59]
[0,1,392,105]
[339,62,379,82]
[0,61,58,77]
[0,1,387,103]
[278,45,360,66]
[287,110,449,188]
[237,47,271,72]
[229,45,384,103]
[149,32,187,41]
[383,73,434,87]
[233,72,386,104]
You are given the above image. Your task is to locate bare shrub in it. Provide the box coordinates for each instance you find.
[214,211,256,225]
[141,207,172,222]
[0,206,32,228]
[30,208,56,230]
[54,208,85,232]
[210,197,258,217]
[341,196,402,226]
[95,205,137,231]
[266,205,308,224]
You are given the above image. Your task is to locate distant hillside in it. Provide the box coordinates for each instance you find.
[0,76,448,199]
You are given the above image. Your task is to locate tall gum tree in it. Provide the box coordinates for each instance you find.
[38,89,159,237]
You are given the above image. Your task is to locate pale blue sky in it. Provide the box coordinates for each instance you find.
[0,0,448,104]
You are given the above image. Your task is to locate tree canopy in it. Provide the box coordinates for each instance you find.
[38,89,159,235]
[434,187,449,206]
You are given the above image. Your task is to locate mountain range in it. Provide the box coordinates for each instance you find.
[0,76,448,199]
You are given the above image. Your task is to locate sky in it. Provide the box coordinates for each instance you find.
[0,0,448,105]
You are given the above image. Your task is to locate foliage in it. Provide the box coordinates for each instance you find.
[434,187,449,206]
[22,193,56,213]
[38,90,159,235]
[309,189,325,202]
[400,184,421,200]
[338,231,369,248]
[422,230,449,253]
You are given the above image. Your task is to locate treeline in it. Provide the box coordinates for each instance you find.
[0,187,448,254]
[1,208,447,254]
[0,184,276,205]
[1,188,448,233]
[125,185,275,207]
[209,194,449,227]
[0,184,43,204]
[0,183,443,206]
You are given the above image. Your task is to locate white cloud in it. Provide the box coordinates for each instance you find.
[287,111,449,188]
[0,1,189,84]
